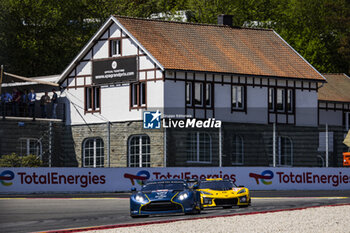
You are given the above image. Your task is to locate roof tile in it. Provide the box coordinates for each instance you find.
[319,73,350,102]
[116,16,325,81]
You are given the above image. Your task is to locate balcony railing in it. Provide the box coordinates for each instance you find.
[0,101,65,121]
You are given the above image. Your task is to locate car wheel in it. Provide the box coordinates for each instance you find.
[196,202,202,214]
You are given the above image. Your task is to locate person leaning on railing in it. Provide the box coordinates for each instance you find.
[51,88,58,119]
[28,89,36,118]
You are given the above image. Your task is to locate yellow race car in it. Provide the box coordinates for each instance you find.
[194,178,251,209]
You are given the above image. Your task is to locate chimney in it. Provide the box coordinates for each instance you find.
[217,15,233,26]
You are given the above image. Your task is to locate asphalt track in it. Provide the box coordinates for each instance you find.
[1,191,350,233]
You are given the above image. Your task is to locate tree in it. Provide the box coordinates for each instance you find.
[0,0,348,76]
[0,153,42,167]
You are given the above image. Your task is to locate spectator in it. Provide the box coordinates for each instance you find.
[51,89,58,119]
[0,92,4,117]
[40,92,50,118]
[12,88,21,116]
[22,90,29,117]
[28,89,36,118]
[3,91,13,116]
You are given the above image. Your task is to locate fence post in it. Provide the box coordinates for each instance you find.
[107,121,110,167]
[273,123,276,167]
[49,121,52,167]
[219,125,222,167]
[164,126,167,167]
[326,123,329,167]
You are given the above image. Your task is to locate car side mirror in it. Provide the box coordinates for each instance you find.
[131,187,137,192]
[238,185,245,188]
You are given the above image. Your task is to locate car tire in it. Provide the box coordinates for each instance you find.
[223,206,232,209]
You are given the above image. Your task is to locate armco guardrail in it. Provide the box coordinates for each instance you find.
[1,167,350,193]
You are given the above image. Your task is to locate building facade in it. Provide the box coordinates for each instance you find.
[1,16,349,168]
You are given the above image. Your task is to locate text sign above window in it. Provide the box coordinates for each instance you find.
[92,57,137,84]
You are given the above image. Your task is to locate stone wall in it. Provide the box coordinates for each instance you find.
[64,121,164,167]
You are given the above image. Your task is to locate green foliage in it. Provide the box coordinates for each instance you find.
[0,0,349,76]
[0,153,42,167]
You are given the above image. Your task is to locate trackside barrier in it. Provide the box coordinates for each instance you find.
[1,167,350,194]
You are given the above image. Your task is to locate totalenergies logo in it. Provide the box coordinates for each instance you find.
[249,170,274,185]
[124,170,150,185]
[0,170,15,186]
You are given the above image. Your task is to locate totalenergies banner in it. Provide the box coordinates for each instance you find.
[1,167,350,193]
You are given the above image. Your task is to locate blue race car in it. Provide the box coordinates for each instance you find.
[130,179,201,217]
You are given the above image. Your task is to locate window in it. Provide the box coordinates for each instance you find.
[269,88,294,113]
[232,85,245,110]
[110,40,121,56]
[269,136,293,166]
[205,83,212,107]
[287,89,293,113]
[19,138,42,158]
[186,82,192,106]
[186,132,212,163]
[276,88,285,112]
[194,82,203,106]
[268,88,274,111]
[83,138,104,167]
[130,82,146,108]
[85,86,100,112]
[345,112,350,131]
[128,135,150,167]
[186,82,212,107]
[231,135,244,165]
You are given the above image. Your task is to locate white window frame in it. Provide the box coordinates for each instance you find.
[131,83,138,107]
[287,89,293,113]
[110,39,121,57]
[128,135,151,167]
[276,88,285,112]
[231,135,244,165]
[85,87,100,112]
[83,138,104,168]
[194,82,203,107]
[205,83,212,107]
[140,82,146,106]
[186,132,212,164]
[19,138,42,159]
[232,85,244,110]
[268,88,275,111]
[186,82,192,106]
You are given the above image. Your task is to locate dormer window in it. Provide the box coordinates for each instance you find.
[110,40,121,56]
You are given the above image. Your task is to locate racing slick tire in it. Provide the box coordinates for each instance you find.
[186,202,201,215]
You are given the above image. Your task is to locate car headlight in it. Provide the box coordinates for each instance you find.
[200,191,213,195]
[178,193,189,200]
[237,189,246,194]
[135,194,146,203]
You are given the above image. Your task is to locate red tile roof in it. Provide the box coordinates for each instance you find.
[319,73,350,102]
[116,16,325,81]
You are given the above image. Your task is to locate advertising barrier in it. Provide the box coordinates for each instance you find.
[1,167,350,193]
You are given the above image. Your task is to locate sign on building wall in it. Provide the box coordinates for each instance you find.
[1,167,350,194]
[92,57,137,85]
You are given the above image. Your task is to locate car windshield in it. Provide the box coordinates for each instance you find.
[141,181,187,191]
[198,180,235,191]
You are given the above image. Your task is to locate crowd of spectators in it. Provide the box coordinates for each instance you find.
[0,88,59,119]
